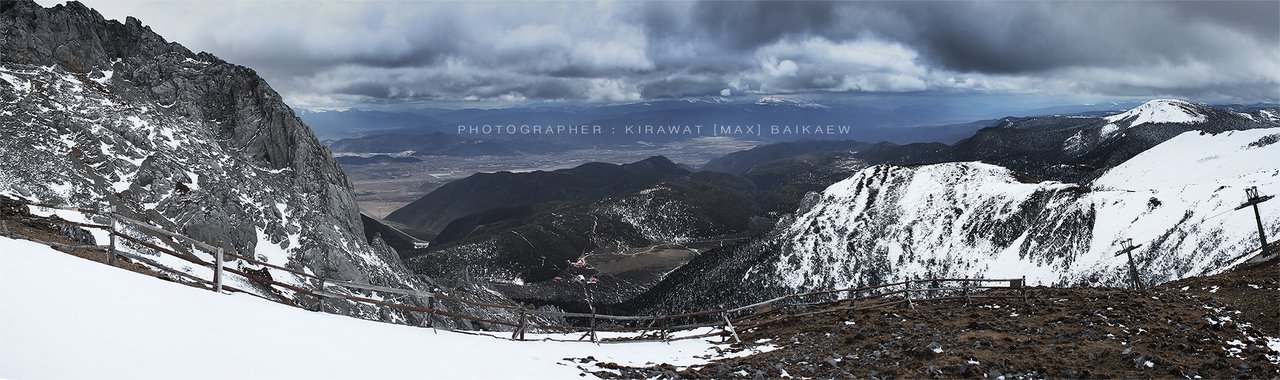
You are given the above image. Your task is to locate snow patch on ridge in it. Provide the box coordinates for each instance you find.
[1100,99,1207,139]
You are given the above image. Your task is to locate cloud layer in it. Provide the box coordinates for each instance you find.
[61,0,1280,108]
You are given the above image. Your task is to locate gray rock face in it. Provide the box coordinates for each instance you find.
[0,0,522,327]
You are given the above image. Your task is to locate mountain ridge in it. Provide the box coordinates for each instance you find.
[617,116,1279,315]
[0,0,522,326]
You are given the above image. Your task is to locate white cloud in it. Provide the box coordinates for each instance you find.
[585,79,641,102]
[739,37,932,93]
[761,58,799,77]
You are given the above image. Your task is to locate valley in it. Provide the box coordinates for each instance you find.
[338,137,758,218]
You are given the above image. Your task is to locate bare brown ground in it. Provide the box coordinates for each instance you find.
[599,257,1280,379]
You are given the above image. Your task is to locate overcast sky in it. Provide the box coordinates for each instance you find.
[46,0,1280,109]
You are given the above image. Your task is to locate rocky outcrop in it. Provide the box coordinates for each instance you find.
[0,0,520,326]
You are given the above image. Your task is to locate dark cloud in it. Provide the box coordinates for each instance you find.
[868,2,1275,74]
[689,1,839,50]
[60,0,1280,108]
[334,82,392,99]
[1167,1,1280,43]
[638,74,727,99]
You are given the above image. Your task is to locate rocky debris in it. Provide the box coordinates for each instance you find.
[601,258,1280,379]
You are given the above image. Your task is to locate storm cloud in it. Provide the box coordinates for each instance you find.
[57,0,1280,108]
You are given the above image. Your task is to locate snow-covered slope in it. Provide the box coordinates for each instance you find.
[1097,99,1231,140]
[754,128,1279,291]
[1104,99,1208,127]
[0,237,768,379]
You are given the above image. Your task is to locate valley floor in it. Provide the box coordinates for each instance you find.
[604,251,1280,379]
[340,139,756,218]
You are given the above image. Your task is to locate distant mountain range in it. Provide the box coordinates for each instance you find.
[375,98,1279,312]
[386,156,691,235]
[622,124,1279,315]
[303,99,1278,152]
[310,102,999,158]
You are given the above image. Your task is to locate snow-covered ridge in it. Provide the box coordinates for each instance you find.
[755,96,829,108]
[1104,99,1207,126]
[1100,99,1208,139]
[754,128,1280,291]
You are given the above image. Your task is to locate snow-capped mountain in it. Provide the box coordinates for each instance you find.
[1099,99,1208,139]
[754,96,830,109]
[762,127,1278,291]
[1104,98,1207,125]
[945,99,1275,183]
[625,126,1279,314]
[0,1,517,326]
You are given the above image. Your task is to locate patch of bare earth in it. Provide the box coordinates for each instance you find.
[603,258,1279,379]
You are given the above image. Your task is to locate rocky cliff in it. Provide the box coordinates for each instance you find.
[0,0,517,326]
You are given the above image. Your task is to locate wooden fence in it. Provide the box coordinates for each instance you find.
[0,201,1030,344]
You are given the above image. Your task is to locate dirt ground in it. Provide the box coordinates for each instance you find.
[599,255,1280,379]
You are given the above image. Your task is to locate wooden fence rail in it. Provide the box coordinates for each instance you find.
[1,201,1032,344]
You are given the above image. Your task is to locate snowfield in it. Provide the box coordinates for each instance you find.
[0,237,767,380]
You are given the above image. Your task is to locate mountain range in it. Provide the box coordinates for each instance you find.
[378,98,1278,312]
[4,0,1278,328]
[621,125,1279,314]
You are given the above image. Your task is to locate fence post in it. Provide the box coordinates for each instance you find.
[106,206,117,267]
[315,278,326,312]
[927,276,934,299]
[963,280,971,305]
[905,279,914,308]
[1021,275,1028,304]
[1,202,9,236]
[661,315,670,343]
[720,311,741,344]
[512,307,527,341]
[426,296,437,333]
[589,312,598,344]
[213,247,223,293]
